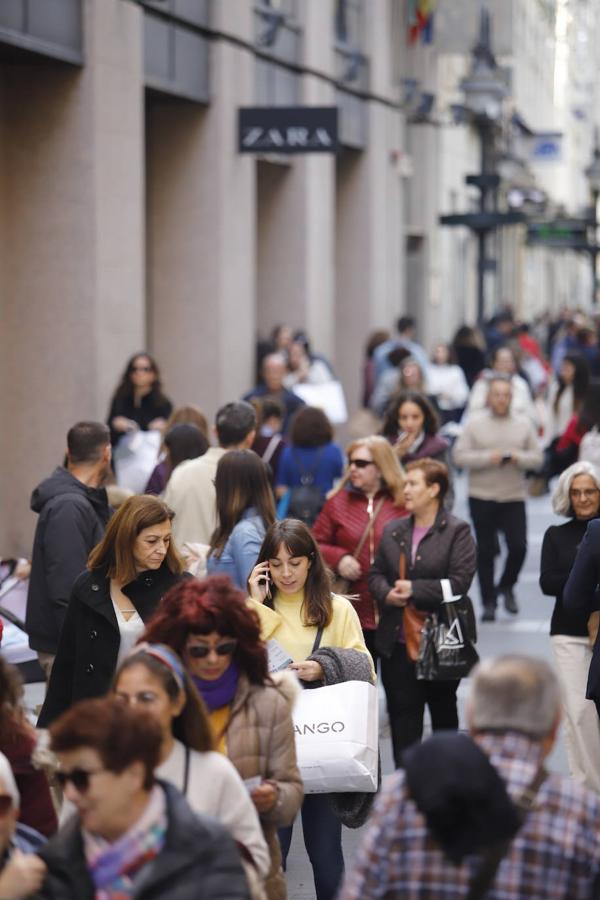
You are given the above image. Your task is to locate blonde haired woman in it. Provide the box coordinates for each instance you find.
[313,435,407,663]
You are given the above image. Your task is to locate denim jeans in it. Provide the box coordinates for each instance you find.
[279,793,344,900]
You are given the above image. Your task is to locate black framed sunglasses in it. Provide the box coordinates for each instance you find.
[187,640,238,659]
[349,459,374,469]
[55,767,103,793]
[0,795,13,815]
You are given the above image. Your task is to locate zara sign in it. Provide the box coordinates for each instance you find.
[238,106,338,154]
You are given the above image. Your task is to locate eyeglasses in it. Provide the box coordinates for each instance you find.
[569,488,600,499]
[55,767,104,793]
[131,365,152,373]
[116,690,159,707]
[0,795,13,815]
[349,459,374,469]
[187,640,237,659]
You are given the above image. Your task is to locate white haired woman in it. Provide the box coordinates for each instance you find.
[539,461,600,792]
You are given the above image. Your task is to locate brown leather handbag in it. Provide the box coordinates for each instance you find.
[399,550,427,661]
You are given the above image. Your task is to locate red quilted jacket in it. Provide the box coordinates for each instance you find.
[313,487,407,631]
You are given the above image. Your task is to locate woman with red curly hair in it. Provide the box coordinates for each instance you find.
[142,575,303,900]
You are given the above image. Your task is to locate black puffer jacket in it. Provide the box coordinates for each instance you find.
[38,564,186,727]
[369,509,477,658]
[35,781,250,900]
[26,467,111,654]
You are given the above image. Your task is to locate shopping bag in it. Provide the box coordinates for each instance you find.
[416,582,479,681]
[292,381,348,424]
[292,680,378,793]
[113,431,161,494]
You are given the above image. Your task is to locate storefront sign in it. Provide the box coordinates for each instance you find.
[238,106,338,154]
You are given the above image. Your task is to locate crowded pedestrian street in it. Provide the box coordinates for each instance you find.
[5,1,600,898]
[285,474,569,898]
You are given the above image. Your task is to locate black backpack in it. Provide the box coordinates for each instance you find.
[286,449,325,526]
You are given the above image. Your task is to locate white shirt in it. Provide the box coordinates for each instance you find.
[112,601,144,667]
[157,739,270,878]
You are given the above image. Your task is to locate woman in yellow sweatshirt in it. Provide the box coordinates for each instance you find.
[248,519,372,900]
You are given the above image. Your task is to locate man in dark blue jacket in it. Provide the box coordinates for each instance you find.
[26,422,112,679]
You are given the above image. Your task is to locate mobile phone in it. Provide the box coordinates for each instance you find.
[501,454,512,465]
[260,567,271,599]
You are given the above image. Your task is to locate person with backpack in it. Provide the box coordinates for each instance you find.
[275,407,343,527]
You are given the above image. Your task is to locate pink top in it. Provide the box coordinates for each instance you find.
[411,525,431,563]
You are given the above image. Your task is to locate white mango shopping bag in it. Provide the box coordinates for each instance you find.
[292,680,378,794]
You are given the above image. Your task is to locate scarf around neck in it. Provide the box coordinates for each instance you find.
[83,785,167,900]
[193,661,239,711]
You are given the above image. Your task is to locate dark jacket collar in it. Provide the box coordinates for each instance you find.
[38,782,217,898]
[392,505,449,542]
[83,564,182,628]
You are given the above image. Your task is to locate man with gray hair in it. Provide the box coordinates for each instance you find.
[454,376,543,621]
[340,655,600,899]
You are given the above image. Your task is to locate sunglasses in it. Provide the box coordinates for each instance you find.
[55,767,104,793]
[349,459,374,469]
[187,640,237,659]
[0,795,13,815]
[131,365,152,373]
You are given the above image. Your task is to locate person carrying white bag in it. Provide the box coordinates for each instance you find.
[248,520,377,900]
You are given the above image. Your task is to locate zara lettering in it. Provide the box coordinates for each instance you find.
[294,721,345,736]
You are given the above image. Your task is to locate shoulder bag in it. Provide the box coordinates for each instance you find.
[400,551,428,662]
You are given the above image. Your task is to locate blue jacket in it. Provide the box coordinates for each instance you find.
[206,508,266,590]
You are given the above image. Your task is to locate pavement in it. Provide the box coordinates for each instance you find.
[286,473,569,899]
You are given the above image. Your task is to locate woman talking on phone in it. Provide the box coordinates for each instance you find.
[248,520,373,900]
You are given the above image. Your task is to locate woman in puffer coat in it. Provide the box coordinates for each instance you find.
[313,435,407,665]
[143,575,303,900]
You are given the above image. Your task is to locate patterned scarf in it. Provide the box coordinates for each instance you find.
[83,785,167,899]
[192,661,239,711]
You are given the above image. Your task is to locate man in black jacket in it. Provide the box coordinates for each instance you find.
[26,422,112,679]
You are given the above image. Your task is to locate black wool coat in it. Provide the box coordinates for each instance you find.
[35,781,250,900]
[368,509,477,659]
[38,564,186,727]
[563,518,600,701]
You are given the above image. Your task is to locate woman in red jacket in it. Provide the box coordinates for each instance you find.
[313,436,407,663]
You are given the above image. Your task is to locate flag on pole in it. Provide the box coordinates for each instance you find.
[408,0,436,45]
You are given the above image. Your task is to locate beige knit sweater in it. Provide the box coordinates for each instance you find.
[453,410,543,502]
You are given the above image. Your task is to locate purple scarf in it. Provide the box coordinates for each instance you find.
[193,662,239,711]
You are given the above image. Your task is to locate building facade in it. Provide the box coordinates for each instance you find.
[0,0,408,553]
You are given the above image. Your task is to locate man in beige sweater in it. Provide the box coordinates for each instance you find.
[453,377,543,621]
[164,401,256,546]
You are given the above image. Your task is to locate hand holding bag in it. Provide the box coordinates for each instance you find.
[416,580,479,681]
[332,497,385,596]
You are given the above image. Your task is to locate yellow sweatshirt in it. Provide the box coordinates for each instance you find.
[248,590,374,673]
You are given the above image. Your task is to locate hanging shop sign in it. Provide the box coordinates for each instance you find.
[238,106,338,154]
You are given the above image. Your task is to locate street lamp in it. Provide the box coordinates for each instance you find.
[460,8,507,325]
[585,136,600,306]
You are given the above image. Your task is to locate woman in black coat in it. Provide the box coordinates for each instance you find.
[540,461,600,793]
[38,495,186,727]
[108,352,173,447]
[563,470,600,720]
[368,458,476,768]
